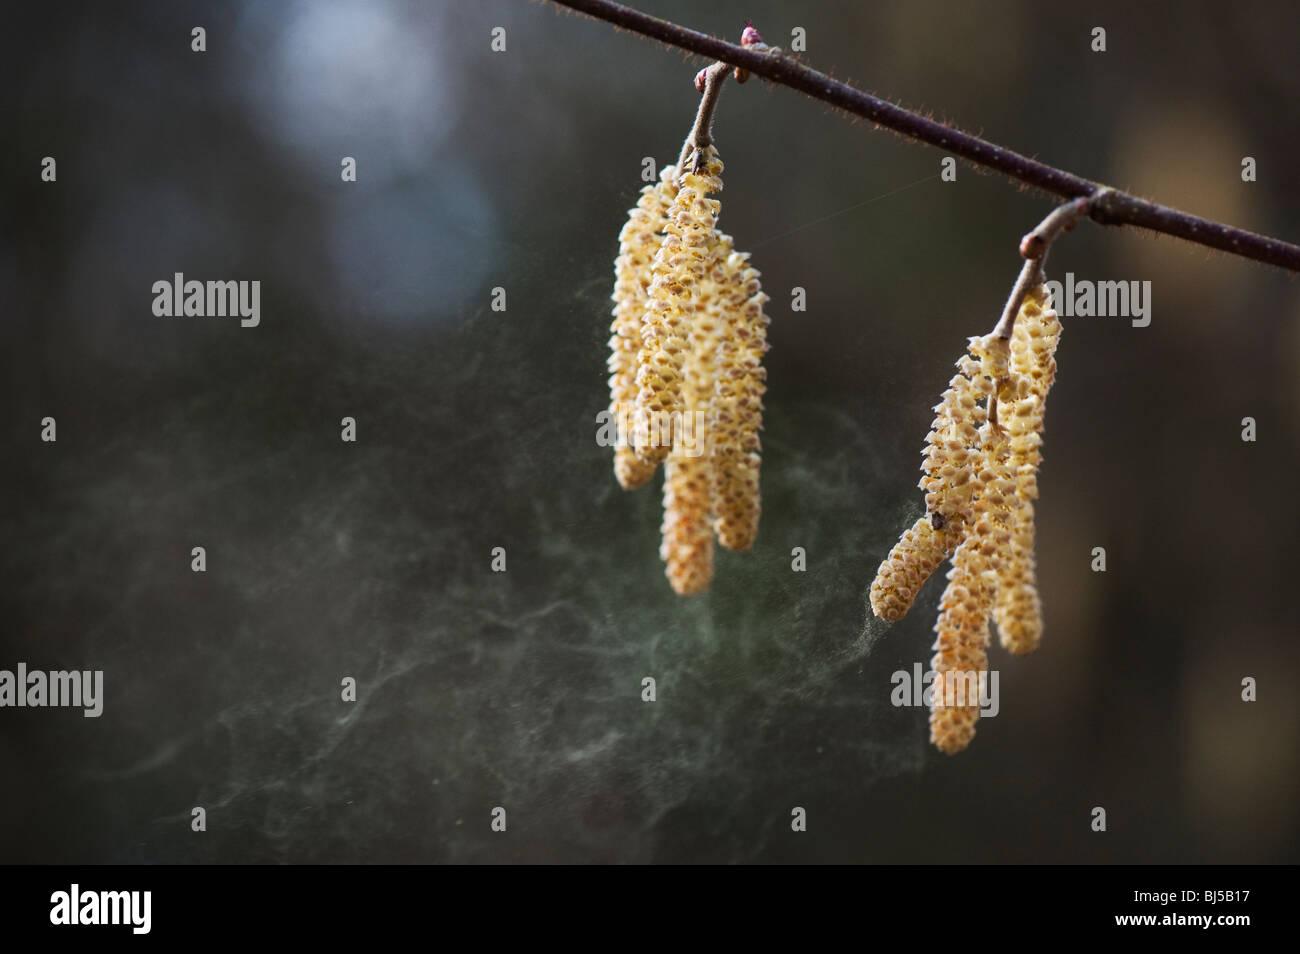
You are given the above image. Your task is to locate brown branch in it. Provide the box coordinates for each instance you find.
[548,0,1300,273]
[994,193,1102,339]
[677,62,730,172]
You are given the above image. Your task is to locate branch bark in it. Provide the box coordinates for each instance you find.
[548,0,1300,273]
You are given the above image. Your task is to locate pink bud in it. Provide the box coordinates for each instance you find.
[694,67,708,92]
[741,23,763,46]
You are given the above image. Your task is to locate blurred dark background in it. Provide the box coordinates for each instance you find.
[2,0,1297,863]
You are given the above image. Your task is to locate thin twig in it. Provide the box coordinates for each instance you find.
[994,259,1050,343]
[676,26,771,173]
[677,62,730,172]
[994,193,1100,339]
[987,194,1101,433]
[548,0,1300,273]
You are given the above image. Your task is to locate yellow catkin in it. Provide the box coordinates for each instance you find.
[609,164,679,489]
[994,286,1061,653]
[869,515,954,622]
[658,225,733,595]
[871,340,990,622]
[877,287,1062,750]
[994,510,1043,653]
[686,229,736,455]
[921,349,993,526]
[635,148,724,466]
[930,335,1013,754]
[660,294,719,593]
[930,539,994,754]
[711,247,769,550]
[660,453,715,595]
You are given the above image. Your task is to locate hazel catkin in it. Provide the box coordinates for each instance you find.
[660,453,715,595]
[875,282,1064,752]
[658,238,731,594]
[929,538,994,754]
[919,351,991,528]
[869,515,956,622]
[929,334,1014,754]
[635,148,724,466]
[993,285,1062,653]
[711,248,769,550]
[870,343,990,622]
[609,164,679,489]
[606,140,770,595]
[684,228,736,454]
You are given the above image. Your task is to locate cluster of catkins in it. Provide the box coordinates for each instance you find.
[608,146,770,595]
[869,285,1062,753]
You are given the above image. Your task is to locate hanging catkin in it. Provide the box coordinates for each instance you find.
[659,227,732,594]
[635,148,724,466]
[921,352,990,526]
[869,347,986,620]
[930,334,1013,754]
[711,248,769,550]
[869,515,952,622]
[930,539,994,754]
[660,455,715,595]
[871,278,1064,752]
[605,134,771,594]
[993,285,1061,653]
[609,165,679,489]
[686,228,735,458]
